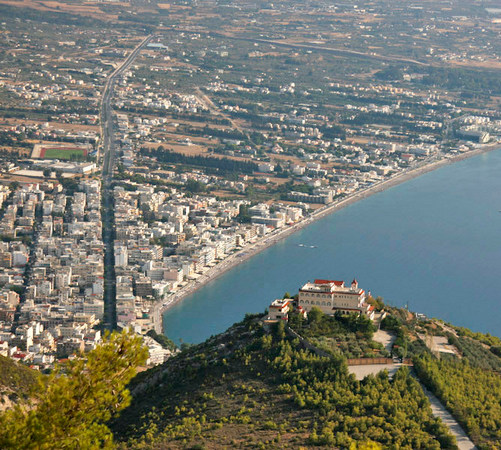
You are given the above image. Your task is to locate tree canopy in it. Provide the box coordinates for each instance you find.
[0,330,148,449]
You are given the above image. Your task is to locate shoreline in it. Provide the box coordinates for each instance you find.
[153,144,499,333]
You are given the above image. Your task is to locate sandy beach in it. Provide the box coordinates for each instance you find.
[152,144,499,333]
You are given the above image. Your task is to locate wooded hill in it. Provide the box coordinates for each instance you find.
[111,313,455,449]
[1,304,501,449]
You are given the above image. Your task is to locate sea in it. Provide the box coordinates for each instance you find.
[163,149,501,345]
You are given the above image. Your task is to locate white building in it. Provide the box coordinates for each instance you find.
[267,298,292,321]
[115,246,128,267]
[12,251,28,267]
[257,162,275,173]
[298,278,374,319]
[83,301,104,320]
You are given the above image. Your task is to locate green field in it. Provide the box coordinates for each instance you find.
[43,148,86,160]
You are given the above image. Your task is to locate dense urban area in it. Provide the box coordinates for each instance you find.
[0,0,501,447]
[1,0,501,368]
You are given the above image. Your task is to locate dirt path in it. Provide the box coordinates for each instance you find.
[373,329,396,352]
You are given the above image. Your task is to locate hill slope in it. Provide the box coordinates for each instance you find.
[0,355,40,412]
[112,315,455,449]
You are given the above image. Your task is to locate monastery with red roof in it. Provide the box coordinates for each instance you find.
[298,278,374,319]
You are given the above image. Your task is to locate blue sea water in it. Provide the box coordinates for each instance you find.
[164,149,501,344]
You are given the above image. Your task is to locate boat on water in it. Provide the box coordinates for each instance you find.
[298,243,305,247]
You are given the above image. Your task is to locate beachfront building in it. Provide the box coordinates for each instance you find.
[298,278,374,319]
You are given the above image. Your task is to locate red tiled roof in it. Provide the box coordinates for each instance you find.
[314,279,344,286]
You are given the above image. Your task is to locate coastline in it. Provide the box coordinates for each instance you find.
[153,144,499,333]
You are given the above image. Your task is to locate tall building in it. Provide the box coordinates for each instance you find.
[115,246,128,267]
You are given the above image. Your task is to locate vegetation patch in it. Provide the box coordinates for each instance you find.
[112,316,455,449]
[414,353,501,449]
[0,355,40,407]
[288,307,389,359]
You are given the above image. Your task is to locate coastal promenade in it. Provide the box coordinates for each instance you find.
[153,143,499,333]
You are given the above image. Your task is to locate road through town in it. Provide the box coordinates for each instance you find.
[100,34,154,330]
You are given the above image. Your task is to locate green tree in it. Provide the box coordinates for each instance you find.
[350,441,383,450]
[236,204,252,223]
[146,329,177,351]
[0,330,148,449]
[308,306,323,324]
[185,179,206,194]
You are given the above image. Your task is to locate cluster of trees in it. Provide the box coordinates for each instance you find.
[375,66,404,81]
[178,124,247,142]
[421,67,501,95]
[0,330,148,449]
[264,323,455,448]
[366,296,385,311]
[288,307,383,359]
[169,112,231,126]
[392,327,410,359]
[341,111,408,128]
[453,325,501,347]
[112,316,455,449]
[446,334,501,372]
[141,147,258,175]
[0,131,31,148]
[414,353,501,449]
[0,355,39,404]
[318,124,347,140]
[146,329,177,351]
[236,204,252,223]
[57,177,82,196]
[380,314,401,332]
[276,181,314,197]
[290,307,376,340]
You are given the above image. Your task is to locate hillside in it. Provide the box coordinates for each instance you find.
[0,355,40,412]
[112,312,456,449]
[1,304,500,449]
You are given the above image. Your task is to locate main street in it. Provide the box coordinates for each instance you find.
[100,34,154,330]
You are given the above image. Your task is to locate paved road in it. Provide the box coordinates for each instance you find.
[348,362,477,448]
[160,27,428,67]
[100,34,154,330]
[419,383,477,450]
